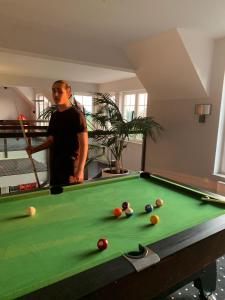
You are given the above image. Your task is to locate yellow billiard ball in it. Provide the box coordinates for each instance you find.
[150,214,160,225]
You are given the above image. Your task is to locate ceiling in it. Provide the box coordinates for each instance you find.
[1,0,225,84]
[0,49,135,84]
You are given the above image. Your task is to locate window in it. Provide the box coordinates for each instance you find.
[122,91,147,120]
[74,95,92,114]
[121,91,148,141]
[123,94,136,121]
[137,93,147,117]
[74,94,93,131]
[34,94,51,120]
[214,76,225,177]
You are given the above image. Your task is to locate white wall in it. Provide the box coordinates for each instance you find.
[145,97,214,177]
[0,87,34,119]
[98,77,143,93]
[0,73,98,102]
[15,86,35,103]
[143,37,225,192]
[178,28,214,95]
[125,29,208,99]
[122,141,142,171]
[122,29,225,192]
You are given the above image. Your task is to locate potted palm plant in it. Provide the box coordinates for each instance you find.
[90,93,163,175]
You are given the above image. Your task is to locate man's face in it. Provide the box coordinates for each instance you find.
[52,83,71,105]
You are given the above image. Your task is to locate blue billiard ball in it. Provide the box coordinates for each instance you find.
[145,204,154,213]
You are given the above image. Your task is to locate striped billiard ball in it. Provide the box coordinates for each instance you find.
[125,207,134,217]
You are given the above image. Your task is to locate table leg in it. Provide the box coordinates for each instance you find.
[194,261,217,300]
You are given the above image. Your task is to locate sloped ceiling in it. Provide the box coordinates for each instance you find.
[126,29,213,99]
[1,0,225,84]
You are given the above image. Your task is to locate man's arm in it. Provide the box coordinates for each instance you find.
[26,136,54,155]
[71,132,88,183]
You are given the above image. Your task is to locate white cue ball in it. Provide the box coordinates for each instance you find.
[27,206,36,216]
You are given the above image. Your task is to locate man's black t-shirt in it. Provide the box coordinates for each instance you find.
[47,106,87,185]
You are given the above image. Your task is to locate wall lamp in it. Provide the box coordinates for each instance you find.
[195,104,212,123]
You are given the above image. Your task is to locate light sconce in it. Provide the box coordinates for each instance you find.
[195,104,212,123]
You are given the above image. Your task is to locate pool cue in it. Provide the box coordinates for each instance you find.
[201,196,225,204]
[18,118,41,188]
[15,102,41,188]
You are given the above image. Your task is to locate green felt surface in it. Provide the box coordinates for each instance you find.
[0,175,224,299]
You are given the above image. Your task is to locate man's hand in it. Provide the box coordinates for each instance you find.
[69,170,84,184]
[26,145,34,156]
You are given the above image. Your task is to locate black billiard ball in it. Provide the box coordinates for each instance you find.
[122,201,130,210]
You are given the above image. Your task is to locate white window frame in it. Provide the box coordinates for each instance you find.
[214,75,225,178]
[73,93,93,114]
[35,94,51,120]
[120,90,148,142]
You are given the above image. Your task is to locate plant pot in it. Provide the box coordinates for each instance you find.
[101,168,129,178]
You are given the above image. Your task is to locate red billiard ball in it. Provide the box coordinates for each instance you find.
[97,238,108,250]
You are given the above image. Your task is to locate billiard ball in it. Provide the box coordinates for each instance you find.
[122,201,130,210]
[145,204,154,213]
[125,207,134,217]
[27,206,36,217]
[155,198,164,207]
[113,207,123,217]
[97,238,108,250]
[150,215,160,225]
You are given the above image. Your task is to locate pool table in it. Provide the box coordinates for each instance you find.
[1,172,225,300]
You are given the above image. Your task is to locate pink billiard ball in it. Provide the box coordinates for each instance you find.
[97,238,108,251]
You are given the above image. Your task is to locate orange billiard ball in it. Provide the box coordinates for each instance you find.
[113,207,123,217]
